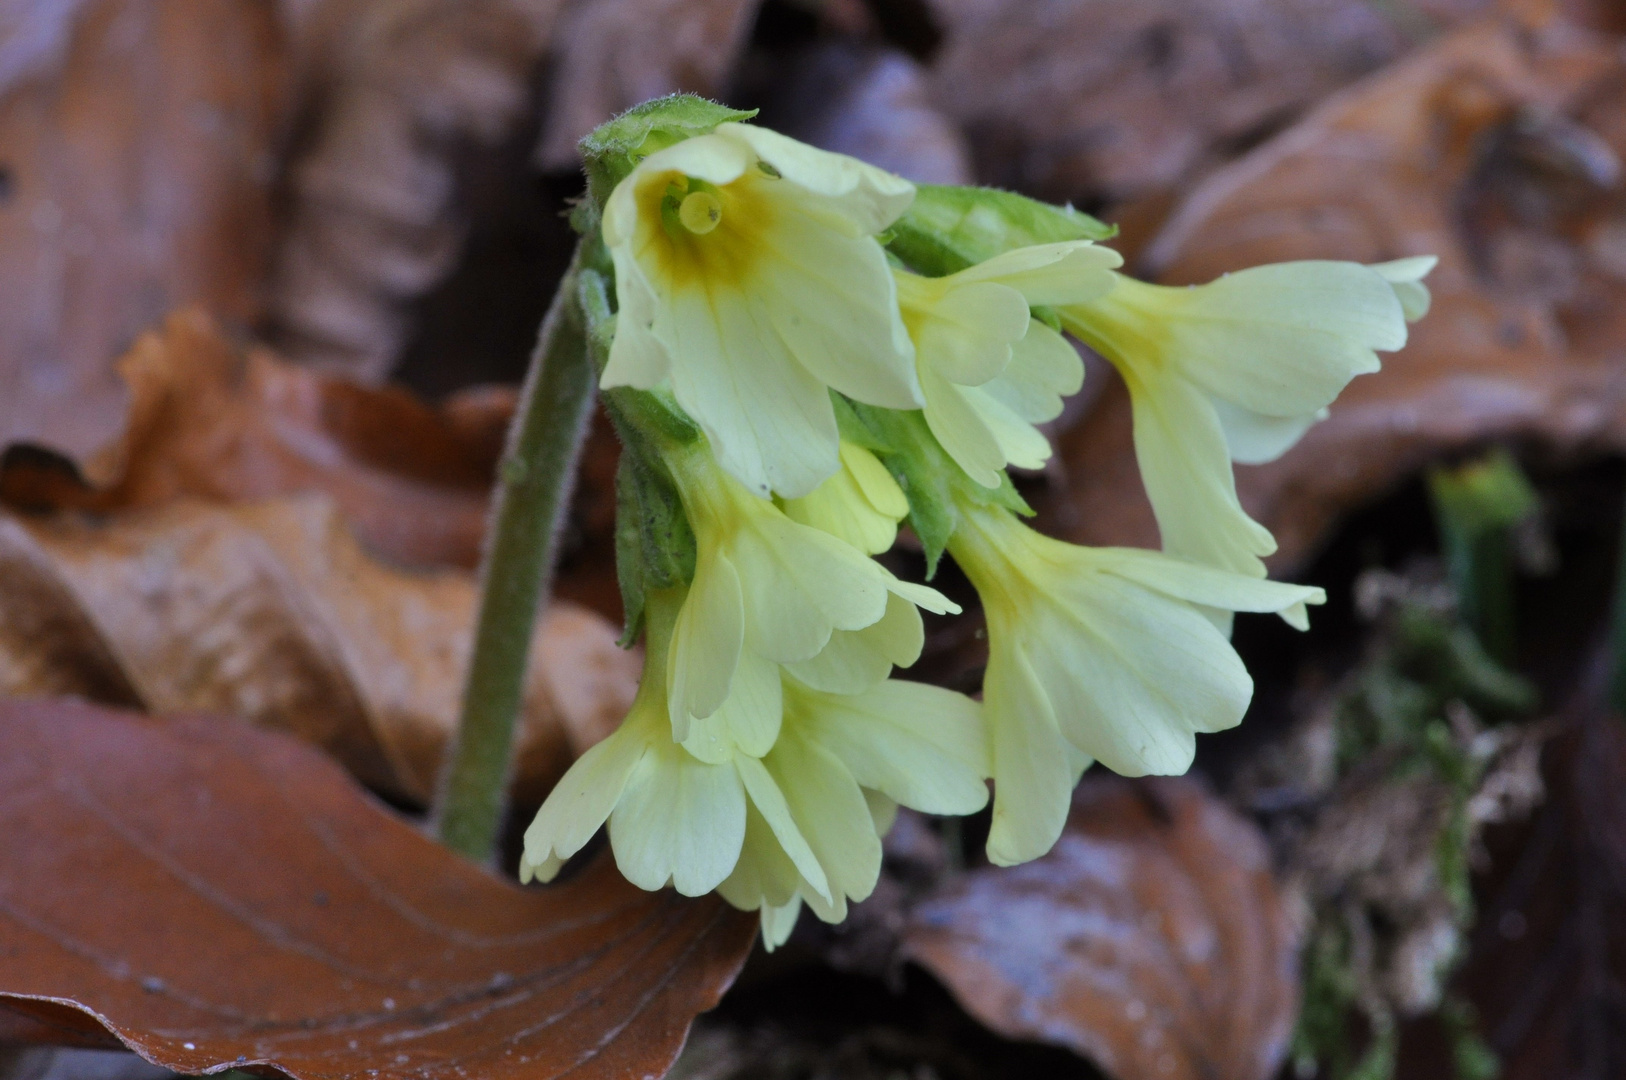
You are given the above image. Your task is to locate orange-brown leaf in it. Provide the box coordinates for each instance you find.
[0,309,514,570]
[0,697,756,1078]
[0,495,638,805]
[903,778,1299,1080]
[0,0,286,473]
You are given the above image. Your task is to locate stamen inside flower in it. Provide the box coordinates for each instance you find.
[679,190,723,234]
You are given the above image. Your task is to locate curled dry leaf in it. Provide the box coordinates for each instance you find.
[534,0,760,170]
[268,0,564,380]
[0,697,756,1078]
[0,495,639,805]
[0,308,512,569]
[1049,16,1626,569]
[903,778,1298,1080]
[925,0,1493,206]
[0,0,286,473]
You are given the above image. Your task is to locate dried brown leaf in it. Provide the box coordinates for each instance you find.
[0,495,638,805]
[534,0,760,170]
[0,308,514,569]
[903,777,1298,1080]
[1047,17,1626,569]
[0,0,286,471]
[268,0,564,380]
[925,0,1494,206]
[0,696,755,1079]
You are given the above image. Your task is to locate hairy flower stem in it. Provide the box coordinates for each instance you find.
[435,248,595,861]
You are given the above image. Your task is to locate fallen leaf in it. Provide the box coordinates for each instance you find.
[924,0,1493,206]
[0,494,639,805]
[0,0,287,474]
[534,0,761,170]
[0,697,756,1079]
[903,777,1299,1080]
[0,308,512,570]
[1047,16,1626,571]
[1454,686,1626,1079]
[267,0,564,380]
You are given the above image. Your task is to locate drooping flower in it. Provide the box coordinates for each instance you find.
[662,440,956,753]
[520,588,989,949]
[894,242,1121,487]
[718,676,988,946]
[1061,261,1421,588]
[602,122,922,499]
[946,499,1325,866]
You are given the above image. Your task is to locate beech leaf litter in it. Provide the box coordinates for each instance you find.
[0,698,754,1079]
[4,0,1626,1078]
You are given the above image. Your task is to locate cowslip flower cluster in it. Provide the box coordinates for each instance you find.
[523,97,1432,945]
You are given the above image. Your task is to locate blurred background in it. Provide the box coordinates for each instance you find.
[4,0,1626,1078]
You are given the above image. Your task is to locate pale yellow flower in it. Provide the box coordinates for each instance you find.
[947,500,1324,866]
[663,441,955,755]
[602,122,921,498]
[1062,261,1419,591]
[718,676,987,947]
[521,589,989,950]
[895,242,1120,487]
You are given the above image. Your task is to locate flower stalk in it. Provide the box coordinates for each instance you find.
[434,245,597,862]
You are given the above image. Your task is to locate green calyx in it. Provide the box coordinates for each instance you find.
[577,94,758,220]
[887,184,1116,278]
[578,267,700,645]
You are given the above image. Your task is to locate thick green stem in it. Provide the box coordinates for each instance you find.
[434,249,594,861]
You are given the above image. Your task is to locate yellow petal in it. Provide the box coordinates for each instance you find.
[609,738,746,896]
[791,677,990,816]
[664,285,841,499]
[899,271,1031,386]
[921,364,1006,489]
[982,648,1074,866]
[681,649,782,763]
[668,547,745,736]
[785,592,924,694]
[954,240,1121,305]
[717,802,802,913]
[765,726,882,909]
[734,753,832,903]
[758,211,922,410]
[1370,255,1437,322]
[1210,397,1324,466]
[961,384,1054,471]
[521,709,651,878]
[716,122,915,233]
[1124,365,1276,576]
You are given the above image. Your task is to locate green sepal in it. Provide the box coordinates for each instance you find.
[888,184,1117,277]
[579,265,700,643]
[613,457,648,648]
[830,392,890,453]
[611,444,698,647]
[577,269,617,375]
[579,94,758,212]
[843,402,1028,576]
